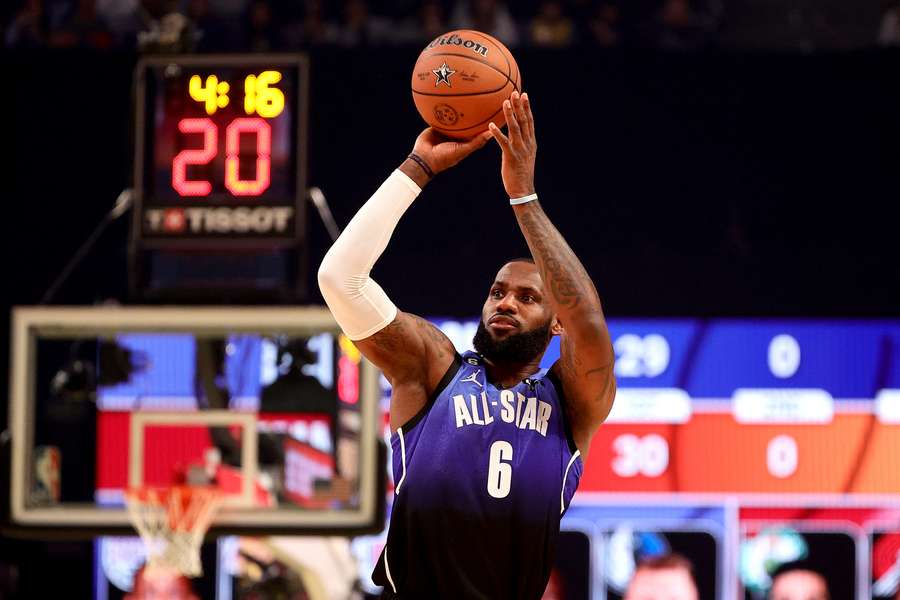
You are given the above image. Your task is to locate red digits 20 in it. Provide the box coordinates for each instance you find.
[171,117,272,197]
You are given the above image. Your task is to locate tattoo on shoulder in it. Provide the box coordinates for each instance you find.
[412,315,453,359]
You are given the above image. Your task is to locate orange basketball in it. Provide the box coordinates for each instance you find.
[411,30,521,140]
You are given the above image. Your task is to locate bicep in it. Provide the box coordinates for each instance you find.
[354,311,456,392]
[554,316,616,448]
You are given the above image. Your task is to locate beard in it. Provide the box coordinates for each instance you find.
[472,317,552,365]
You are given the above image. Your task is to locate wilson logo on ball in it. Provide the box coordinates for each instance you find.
[432,63,456,87]
[427,33,489,56]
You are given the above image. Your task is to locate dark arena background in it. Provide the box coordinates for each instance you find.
[2,1,900,599]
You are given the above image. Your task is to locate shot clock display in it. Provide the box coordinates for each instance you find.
[133,55,307,243]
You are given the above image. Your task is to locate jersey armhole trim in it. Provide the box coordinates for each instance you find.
[396,352,462,432]
[560,449,582,515]
[545,366,579,455]
[383,547,398,594]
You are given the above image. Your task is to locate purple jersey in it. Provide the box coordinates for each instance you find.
[373,350,583,599]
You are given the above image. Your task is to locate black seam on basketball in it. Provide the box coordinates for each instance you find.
[435,104,505,132]
[462,30,513,79]
[459,30,519,90]
[411,82,513,98]
[419,52,512,87]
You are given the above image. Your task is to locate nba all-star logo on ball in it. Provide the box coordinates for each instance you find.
[427,32,489,56]
[432,63,456,87]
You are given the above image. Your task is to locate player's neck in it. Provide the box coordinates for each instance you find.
[481,356,543,389]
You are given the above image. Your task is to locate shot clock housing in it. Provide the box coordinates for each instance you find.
[129,54,309,303]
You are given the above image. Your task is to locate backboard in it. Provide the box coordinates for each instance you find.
[5,306,383,538]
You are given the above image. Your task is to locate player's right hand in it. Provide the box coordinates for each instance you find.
[409,127,493,177]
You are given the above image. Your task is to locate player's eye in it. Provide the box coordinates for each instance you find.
[520,295,534,303]
[491,289,503,299]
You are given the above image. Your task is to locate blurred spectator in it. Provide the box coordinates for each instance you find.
[134,0,197,53]
[624,553,698,600]
[451,0,520,46]
[283,0,331,46]
[245,0,277,51]
[529,0,574,47]
[96,0,140,43]
[878,1,900,46]
[768,561,830,600]
[48,0,113,48]
[419,0,447,40]
[5,0,47,48]
[185,0,235,51]
[586,1,621,47]
[394,0,447,44]
[208,0,249,18]
[643,0,715,50]
[330,0,392,46]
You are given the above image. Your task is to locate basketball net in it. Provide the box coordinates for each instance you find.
[125,486,222,578]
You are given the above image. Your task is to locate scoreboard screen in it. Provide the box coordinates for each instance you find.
[133,55,307,244]
[426,318,900,498]
[85,318,900,598]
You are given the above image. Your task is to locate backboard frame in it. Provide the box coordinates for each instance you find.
[5,305,383,538]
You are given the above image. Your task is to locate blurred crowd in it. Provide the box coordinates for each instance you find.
[4,0,900,51]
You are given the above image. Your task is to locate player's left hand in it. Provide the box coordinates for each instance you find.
[489,91,537,199]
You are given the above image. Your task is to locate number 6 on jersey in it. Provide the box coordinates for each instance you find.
[487,441,513,499]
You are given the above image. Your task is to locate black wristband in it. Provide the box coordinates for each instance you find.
[407,153,435,179]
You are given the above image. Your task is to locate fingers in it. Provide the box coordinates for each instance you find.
[520,92,535,140]
[503,91,536,149]
[488,122,510,150]
[511,91,528,131]
[502,98,522,141]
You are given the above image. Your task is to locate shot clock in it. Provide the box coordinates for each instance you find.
[132,55,307,244]
[130,55,309,301]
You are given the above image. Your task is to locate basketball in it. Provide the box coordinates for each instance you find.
[411,30,521,139]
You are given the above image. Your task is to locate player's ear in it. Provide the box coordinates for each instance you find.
[551,316,564,336]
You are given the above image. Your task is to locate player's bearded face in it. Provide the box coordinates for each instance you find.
[473,316,553,364]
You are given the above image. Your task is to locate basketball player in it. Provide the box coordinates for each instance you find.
[318,91,616,598]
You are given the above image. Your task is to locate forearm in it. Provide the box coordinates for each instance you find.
[513,200,604,322]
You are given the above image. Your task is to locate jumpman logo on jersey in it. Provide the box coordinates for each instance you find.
[460,370,483,388]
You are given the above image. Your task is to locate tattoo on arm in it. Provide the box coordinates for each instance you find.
[369,314,452,362]
[370,318,406,353]
[516,206,600,314]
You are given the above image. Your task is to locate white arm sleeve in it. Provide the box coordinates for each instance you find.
[317,170,421,340]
